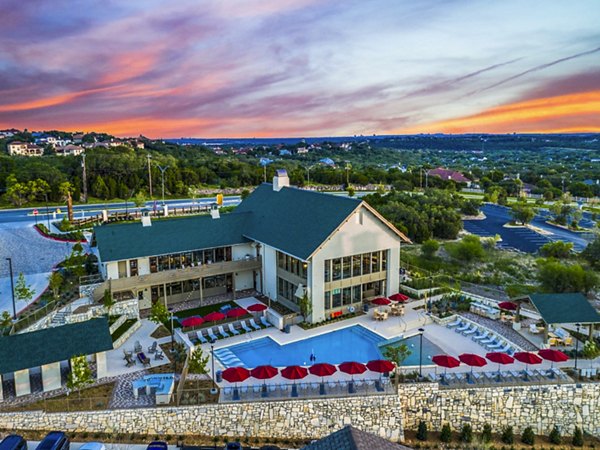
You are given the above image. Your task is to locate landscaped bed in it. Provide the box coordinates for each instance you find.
[34,223,85,242]
[111,319,137,342]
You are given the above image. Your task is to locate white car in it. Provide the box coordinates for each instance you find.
[78,443,106,450]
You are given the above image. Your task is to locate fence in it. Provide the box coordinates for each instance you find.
[10,299,60,334]
[70,205,213,227]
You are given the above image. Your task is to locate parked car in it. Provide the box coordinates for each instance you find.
[147,442,168,450]
[259,446,281,450]
[79,443,106,450]
[224,444,241,450]
[0,435,27,450]
[36,432,69,450]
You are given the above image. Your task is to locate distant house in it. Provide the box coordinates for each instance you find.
[7,141,44,156]
[279,149,292,156]
[297,147,309,154]
[72,133,84,144]
[0,129,18,138]
[427,167,471,186]
[54,144,84,157]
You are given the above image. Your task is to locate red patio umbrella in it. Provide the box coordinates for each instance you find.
[250,365,279,380]
[371,297,391,306]
[222,366,250,383]
[498,301,518,311]
[459,354,487,379]
[390,293,409,302]
[180,316,204,328]
[309,363,337,378]
[366,359,395,373]
[281,365,308,397]
[247,303,268,312]
[226,307,248,318]
[514,352,543,365]
[432,355,460,371]
[538,349,568,368]
[339,361,367,376]
[203,311,226,322]
[486,352,514,380]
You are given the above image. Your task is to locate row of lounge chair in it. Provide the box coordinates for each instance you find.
[430,367,568,385]
[194,317,272,344]
[446,318,518,355]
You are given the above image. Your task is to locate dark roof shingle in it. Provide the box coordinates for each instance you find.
[0,318,113,374]
[302,425,412,450]
[526,293,600,324]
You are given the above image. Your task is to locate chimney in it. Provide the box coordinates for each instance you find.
[273,169,290,192]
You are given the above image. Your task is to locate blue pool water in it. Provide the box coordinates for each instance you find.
[214,325,443,368]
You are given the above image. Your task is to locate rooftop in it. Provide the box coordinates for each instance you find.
[301,425,412,450]
[522,293,600,325]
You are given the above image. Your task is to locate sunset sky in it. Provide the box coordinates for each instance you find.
[1,0,599,138]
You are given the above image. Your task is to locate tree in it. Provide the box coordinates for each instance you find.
[539,240,573,258]
[521,426,535,445]
[581,237,600,269]
[549,425,561,444]
[421,239,439,258]
[537,260,599,294]
[481,423,492,443]
[460,199,480,216]
[15,273,34,305]
[47,271,63,300]
[103,289,116,315]
[66,355,93,397]
[0,311,12,331]
[133,191,147,208]
[447,235,485,262]
[582,340,600,359]
[459,424,473,443]
[188,347,209,375]
[416,421,428,441]
[501,426,514,444]
[5,175,30,207]
[240,189,250,200]
[149,301,169,326]
[383,343,411,388]
[440,423,452,443]
[510,203,536,225]
[572,426,584,446]
[299,292,312,320]
[67,242,86,278]
[347,186,355,197]
[59,181,75,222]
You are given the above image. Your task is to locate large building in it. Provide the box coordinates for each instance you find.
[7,141,44,156]
[92,171,410,323]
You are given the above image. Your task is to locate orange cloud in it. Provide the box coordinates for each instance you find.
[0,86,114,113]
[398,91,600,134]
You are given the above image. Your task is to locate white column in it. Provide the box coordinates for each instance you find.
[0,374,3,402]
[14,369,31,397]
[96,351,108,379]
[388,247,400,296]
[41,362,62,392]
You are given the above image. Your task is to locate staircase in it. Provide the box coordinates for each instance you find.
[51,310,68,326]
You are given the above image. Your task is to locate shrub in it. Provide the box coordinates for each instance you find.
[521,426,535,445]
[440,423,452,443]
[549,426,561,444]
[501,426,514,444]
[421,239,440,258]
[572,426,584,447]
[481,423,493,443]
[460,424,473,443]
[416,421,428,441]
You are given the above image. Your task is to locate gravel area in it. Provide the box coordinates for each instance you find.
[462,312,537,351]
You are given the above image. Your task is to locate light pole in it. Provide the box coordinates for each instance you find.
[5,258,16,320]
[168,307,175,352]
[418,327,425,378]
[157,165,168,205]
[210,344,217,392]
[147,154,153,199]
[574,323,581,377]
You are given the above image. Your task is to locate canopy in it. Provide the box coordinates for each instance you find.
[538,349,569,363]
[371,297,391,306]
[522,293,600,325]
[514,352,542,365]
[339,361,367,375]
[486,352,514,365]
[247,303,268,312]
[203,311,226,322]
[226,307,248,318]
[432,355,460,369]
[222,366,250,383]
[250,365,279,380]
[390,293,409,302]
[498,301,518,311]
[309,363,337,377]
[366,360,395,373]
[281,365,309,380]
[458,353,487,367]
[180,316,204,327]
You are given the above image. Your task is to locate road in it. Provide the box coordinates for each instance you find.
[464,204,591,253]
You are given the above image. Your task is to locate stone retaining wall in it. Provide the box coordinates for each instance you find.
[398,382,600,437]
[0,395,403,441]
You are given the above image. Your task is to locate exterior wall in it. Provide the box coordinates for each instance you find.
[310,205,402,323]
[262,244,278,301]
[137,257,150,276]
[106,262,119,280]
[232,243,255,260]
[41,362,61,392]
[96,351,108,379]
[234,270,253,291]
[14,369,31,397]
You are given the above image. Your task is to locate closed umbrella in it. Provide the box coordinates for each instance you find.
[247,303,268,312]
[281,365,309,397]
[226,307,248,318]
[459,353,487,383]
[180,316,204,328]
[498,301,518,311]
[309,363,337,395]
[339,361,367,393]
[538,349,569,373]
[486,352,515,381]
[371,297,391,306]
[222,366,250,401]
[432,355,460,384]
[390,293,409,302]
[514,352,542,380]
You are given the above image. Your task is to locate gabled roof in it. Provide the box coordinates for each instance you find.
[94,212,250,262]
[428,167,470,183]
[234,184,361,260]
[0,318,113,374]
[523,293,600,325]
[302,425,412,450]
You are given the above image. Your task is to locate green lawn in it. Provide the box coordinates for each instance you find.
[111,319,137,342]
[175,300,237,320]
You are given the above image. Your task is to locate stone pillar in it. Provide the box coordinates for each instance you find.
[41,362,62,393]
[96,352,108,379]
[14,369,31,397]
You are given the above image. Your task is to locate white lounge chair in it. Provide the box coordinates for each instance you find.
[207,328,219,342]
[253,385,262,393]
[471,372,483,383]
[529,323,542,334]
[446,318,462,328]
[480,336,495,345]
[472,330,489,341]
[196,331,208,344]
[239,320,253,333]
[486,341,502,350]
[218,326,230,338]
[497,343,512,353]
[260,316,272,328]
[228,323,240,335]
[249,318,262,330]
[456,323,470,333]
[463,325,478,336]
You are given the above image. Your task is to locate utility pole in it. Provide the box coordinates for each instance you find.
[81,153,87,203]
[157,165,168,205]
[147,154,153,199]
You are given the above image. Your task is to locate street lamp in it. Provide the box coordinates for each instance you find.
[168,307,175,352]
[5,258,16,320]
[574,323,581,376]
[157,165,169,205]
[418,327,425,378]
[210,344,217,393]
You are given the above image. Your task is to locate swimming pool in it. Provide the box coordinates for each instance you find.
[214,325,443,368]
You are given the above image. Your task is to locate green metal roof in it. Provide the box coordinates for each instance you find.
[0,318,113,374]
[301,425,412,450]
[527,293,600,325]
[234,184,361,260]
[94,212,250,262]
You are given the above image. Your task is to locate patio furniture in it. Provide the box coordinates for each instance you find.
[260,316,272,327]
[471,372,483,383]
[472,331,489,341]
[486,341,503,350]
[218,326,230,338]
[228,323,240,335]
[480,336,495,345]
[554,328,573,346]
[134,341,142,353]
[207,328,219,342]
[249,318,262,330]
[446,319,462,328]
[196,331,208,344]
[240,320,253,333]
[148,341,158,354]
[455,323,470,333]
[123,349,133,359]
[219,304,232,314]
[137,352,151,367]
[462,325,478,336]
[125,354,136,367]
[155,350,164,360]
[529,323,542,334]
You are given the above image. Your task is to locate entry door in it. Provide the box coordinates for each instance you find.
[118,261,127,278]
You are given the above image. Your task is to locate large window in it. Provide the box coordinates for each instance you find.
[324,280,385,311]
[149,246,233,273]
[277,251,307,279]
[332,258,342,281]
[277,277,299,304]
[324,250,388,282]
